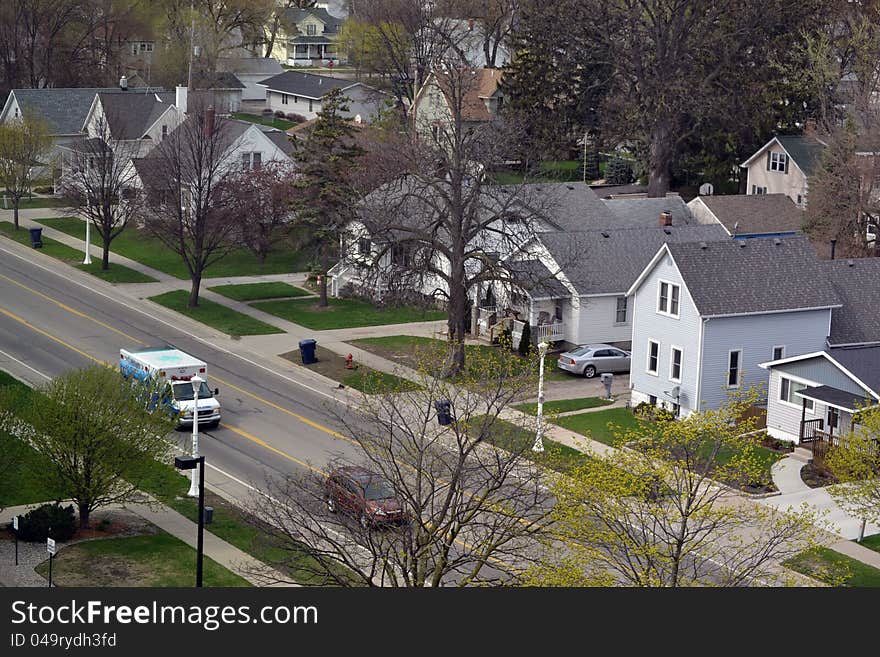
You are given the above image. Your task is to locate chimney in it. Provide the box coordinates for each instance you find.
[176,85,188,115]
[804,118,817,136]
[204,106,215,138]
[659,211,673,227]
[119,75,128,91]
[830,238,837,260]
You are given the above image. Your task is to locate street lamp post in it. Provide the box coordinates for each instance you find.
[533,341,550,453]
[187,375,203,498]
[82,218,92,265]
[174,455,205,587]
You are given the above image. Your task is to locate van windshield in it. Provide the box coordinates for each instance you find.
[171,381,213,401]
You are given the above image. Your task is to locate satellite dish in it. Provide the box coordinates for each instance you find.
[699,182,714,196]
[665,385,680,399]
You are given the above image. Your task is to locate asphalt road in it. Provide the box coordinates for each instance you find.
[0,240,361,492]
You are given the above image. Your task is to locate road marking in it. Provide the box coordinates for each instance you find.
[0,347,52,380]
[0,307,106,366]
[0,272,146,346]
[220,422,328,477]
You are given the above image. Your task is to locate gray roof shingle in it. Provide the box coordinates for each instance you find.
[828,345,880,394]
[8,87,137,135]
[98,91,175,140]
[282,7,344,32]
[603,195,694,228]
[216,57,284,76]
[776,135,826,177]
[257,71,355,99]
[666,236,840,317]
[539,224,729,296]
[694,193,804,236]
[825,257,880,346]
[507,259,569,299]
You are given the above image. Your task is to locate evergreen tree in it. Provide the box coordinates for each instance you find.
[518,322,532,357]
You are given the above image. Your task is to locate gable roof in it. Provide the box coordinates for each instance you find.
[539,224,728,296]
[281,7,344,32]
[190,71,245,90]
[506,259,570,299]
[654,236,840,317]
[759,348,880,399]
[97,91,176,140]
[603,194,694,228]
[419,68,502,122]
[257,70,356,99]
[690,193,803,236]
[5,87,141,136]
[741,134,826,177]
[824,257,880,346]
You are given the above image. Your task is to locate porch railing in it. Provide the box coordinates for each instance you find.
[799,418,824,443]
[511,320,565,344]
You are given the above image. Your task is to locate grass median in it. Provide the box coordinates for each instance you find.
[209,281,312,302]
[0,221,157,283]
[35,217,310,279]
[280,346,422,393]
[514,397,613,416]
[149,290,283,336]
[253,298,446,330]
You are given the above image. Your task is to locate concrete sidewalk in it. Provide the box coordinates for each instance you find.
[0,499,295,588]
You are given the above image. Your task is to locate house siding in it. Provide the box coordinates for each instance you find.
[746,142,808,206]
[576,295,632,347]
[698,308,830,410]
[630,252,702,414]
[765,368,825,442]
[414,80,453,142]
[265,85,382,122]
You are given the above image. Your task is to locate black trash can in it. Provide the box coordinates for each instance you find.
[299,339,317,365]
[203,506,214,524]
[434,400,452,426]
[28,227,43,248]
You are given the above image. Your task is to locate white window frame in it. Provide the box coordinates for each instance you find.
[669,346,682,383]
[727,349,743,388]
[769,151,787,172]
[282,94,289,105]
[779,374,815,411]
[656,279,680,318]
[772,345,785,361]
[614,296,628,325]
[646,339,660,376]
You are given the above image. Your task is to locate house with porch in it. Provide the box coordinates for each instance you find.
[759,257,880,444]
[266,4,345,66]
[626,236,841,417]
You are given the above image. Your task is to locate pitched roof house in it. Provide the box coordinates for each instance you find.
[627,237,841,416]
[266,5,346,66]
[740,134,827,208]
[216,57,284,101]
[257,70,386,122]
[413,68,504,143]
[687,193,804,238]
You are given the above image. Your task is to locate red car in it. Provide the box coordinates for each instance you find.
[324,466,407,528]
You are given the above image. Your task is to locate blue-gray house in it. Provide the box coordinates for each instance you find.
[626,236,841,417]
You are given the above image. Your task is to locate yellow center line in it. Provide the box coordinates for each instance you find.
[0,306,107,367]
[221,422,327,477]
[0,272,146,346]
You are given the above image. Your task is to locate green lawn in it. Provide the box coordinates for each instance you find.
[35,217,310,279]
[34,532,251,587]
[1,197,68,209]
[149,290,283,336]
[253,298,446,330]
[232,111,296,130]
[281,346,422,394]
[0,221,157,283]
[858,534,880,554]
[554,407,643,446]
[514,397,613,416]
[208,281,312,302]
[784,547,880,587]
[472,415,593,474]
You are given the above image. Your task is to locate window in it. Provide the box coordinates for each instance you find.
[670,347,682,382]
[252,152,261,170]
[145,42,153,52]
[282,94,289,105]
[649,395,657,406]
[796,194,803,206]
[241,152,262,171]
[751,185,767,195]
[647,340,660,375]
[772,346,785,361]
[358,237,371,255]
[727,349,742,388]
[307,23,317,36]
[615,296,628,324]
[390,243,412,266]
[769,151,788,172]
[827,407,839,430]
[131,43,138,56]
[780,376,814,411]
[309,99,314,112]
[161,124,167,139]
[657,281,680,317]
[555,303,563,321]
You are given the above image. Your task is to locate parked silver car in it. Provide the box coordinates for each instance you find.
[557,344,631,378]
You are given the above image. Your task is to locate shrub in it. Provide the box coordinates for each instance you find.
[518,322,532,356]
[496,327,513,350]
[15,503,77,542]
[285,113,307,123]
[274,110,287,119]
[32,185,55,195]
[261,108,274,117]
[605,157,634,185]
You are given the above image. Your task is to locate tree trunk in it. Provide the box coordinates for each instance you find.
[13,203,19,230]
[319,273,328,307]
[102,239,110,271]
[78,502,90,529]
[647,122,674,198]
[188,273,202,308]
[445,283,468,378]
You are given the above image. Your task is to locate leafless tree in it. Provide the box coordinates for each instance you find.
[139,103,242,307]
[244,344,551,587]
[444,0,520,67]
[57,116,144,271]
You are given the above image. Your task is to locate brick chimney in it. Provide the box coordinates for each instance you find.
[204,106,215,138]
[659,211,673,227]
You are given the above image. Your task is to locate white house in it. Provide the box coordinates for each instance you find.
[257,70,386,121]
[414,68,504,144]
[740,134,826,208]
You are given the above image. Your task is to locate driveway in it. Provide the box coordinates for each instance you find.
[542,372,631,403]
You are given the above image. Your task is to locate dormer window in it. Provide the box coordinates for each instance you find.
[768,151,788,173]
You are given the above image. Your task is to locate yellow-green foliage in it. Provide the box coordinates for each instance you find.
[824,405,880,526]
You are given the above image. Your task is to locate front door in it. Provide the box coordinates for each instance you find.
[827,407,839,435]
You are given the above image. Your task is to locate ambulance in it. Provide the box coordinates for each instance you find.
[119,347,221,428]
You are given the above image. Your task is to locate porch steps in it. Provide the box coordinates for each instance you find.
[791,446,813,464]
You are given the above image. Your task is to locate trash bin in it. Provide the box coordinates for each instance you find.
[203,506,214,524]
[28,227,43,248]
[600,372,613,399]
[298,339,317,365]
[434,400,452,426]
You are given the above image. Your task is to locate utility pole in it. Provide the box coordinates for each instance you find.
[187,0,195,90]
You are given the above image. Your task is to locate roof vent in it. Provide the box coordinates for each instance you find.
[119,75,128,91]
[566,185,574,190]
[738,240,747,247]
[773,238,782,245]
[663,228,671,235]
[601,231,610,238]
[847,259,855,267]
[699,242,708,249]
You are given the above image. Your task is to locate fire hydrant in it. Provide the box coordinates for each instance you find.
[345,353,354,369]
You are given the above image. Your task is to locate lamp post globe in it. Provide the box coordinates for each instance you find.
[187,375,204,497]
[533,341,550,453]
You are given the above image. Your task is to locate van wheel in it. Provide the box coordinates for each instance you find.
[583,365,597,378]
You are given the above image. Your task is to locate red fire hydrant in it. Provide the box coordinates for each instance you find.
[345,353,354,369]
